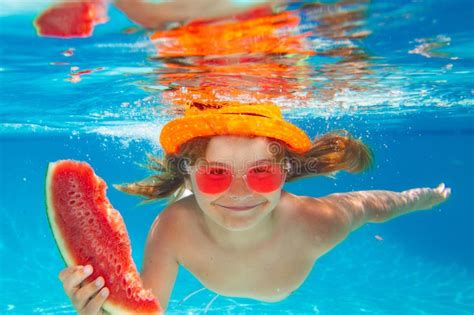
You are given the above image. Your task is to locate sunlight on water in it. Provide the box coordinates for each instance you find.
[1,0,472,139]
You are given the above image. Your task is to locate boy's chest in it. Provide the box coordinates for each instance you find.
[177,230,316,301]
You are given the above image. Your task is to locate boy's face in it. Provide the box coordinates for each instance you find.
[188,135,284,231]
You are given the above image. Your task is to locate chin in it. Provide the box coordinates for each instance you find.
[219,218,259,231]
[212,202,272,231]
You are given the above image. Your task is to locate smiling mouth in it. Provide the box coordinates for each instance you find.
[215,202,266,211]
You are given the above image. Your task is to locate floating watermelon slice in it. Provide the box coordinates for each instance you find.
[34,1,108,38]
[45,160,161,314]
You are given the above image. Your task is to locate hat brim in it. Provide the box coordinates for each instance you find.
[160,114,311,155]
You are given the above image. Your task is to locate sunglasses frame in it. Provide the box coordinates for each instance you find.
[184,160,291,194]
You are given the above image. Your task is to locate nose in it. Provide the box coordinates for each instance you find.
[227,176,252,201]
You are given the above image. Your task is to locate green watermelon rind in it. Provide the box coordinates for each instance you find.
[45,160,160,315]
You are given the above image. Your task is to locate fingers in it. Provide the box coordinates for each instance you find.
[59,265,83,282]
[58,265,109,314]
[434,183,451,199]
[80,287,109,314]
[405,184,452,211]
[62,265,93,295]
[443,187,451,199]
[73,276,105,310]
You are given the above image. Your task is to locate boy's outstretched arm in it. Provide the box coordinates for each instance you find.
[321,183,451,231]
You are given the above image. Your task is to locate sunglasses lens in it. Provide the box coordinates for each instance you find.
[195,166,232,194]
[246,164,283,193]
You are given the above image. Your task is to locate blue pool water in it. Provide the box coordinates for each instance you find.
[1,1,473,314]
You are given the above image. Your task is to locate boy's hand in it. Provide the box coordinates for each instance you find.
[58,265,109,315]
[402,183,451,211]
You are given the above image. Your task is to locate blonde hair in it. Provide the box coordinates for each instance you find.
[115,130,373,205]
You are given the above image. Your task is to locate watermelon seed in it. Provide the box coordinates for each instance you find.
[68,191,75,195]
[69,200,76,205]
[116,264,122,275]
[127,287,132,298]
[88,218,93,224]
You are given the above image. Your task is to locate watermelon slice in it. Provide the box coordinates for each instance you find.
[34,1,108,38]
[45,160,161,314]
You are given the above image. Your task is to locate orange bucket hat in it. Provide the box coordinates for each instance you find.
[160,103,311,155]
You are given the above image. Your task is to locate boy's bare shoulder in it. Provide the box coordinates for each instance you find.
[160,194,197,218]
[288,193,339,223]
[148,194,199,241]
[290,194,351,251]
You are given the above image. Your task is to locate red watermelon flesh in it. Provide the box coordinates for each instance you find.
[34,1,108,38]
[45,160,161,314]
